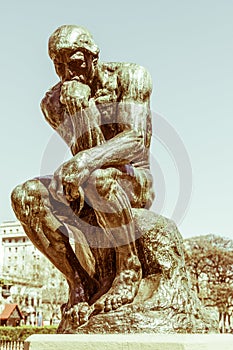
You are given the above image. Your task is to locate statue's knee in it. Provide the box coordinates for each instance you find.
[23,179,46,198]
[88,169,116,196]
[11,184,23,207]
[12,179,41,200]
[11,179,48,220]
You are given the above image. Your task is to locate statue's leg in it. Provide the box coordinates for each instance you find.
[11,178,99,307]
[83,167,151,312]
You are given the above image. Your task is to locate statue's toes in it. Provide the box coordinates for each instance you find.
[111,295,122,310]
[77,302,91,325]
[121,294,128,304]
[104,297,113,312]
[79,313,89,325]
[126,291,134,303]
[116,295,123,306]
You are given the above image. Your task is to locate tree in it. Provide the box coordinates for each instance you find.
[40,261,68,324]
[185,234,233,332]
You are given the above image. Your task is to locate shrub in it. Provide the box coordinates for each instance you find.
[0,326,57,341]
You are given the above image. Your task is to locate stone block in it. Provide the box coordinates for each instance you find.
[24,334,232,350]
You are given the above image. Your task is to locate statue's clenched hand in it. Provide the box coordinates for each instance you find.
[49,153,91,204]
[60,80,91,115]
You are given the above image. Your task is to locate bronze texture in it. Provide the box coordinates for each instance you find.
[11,25,218,333]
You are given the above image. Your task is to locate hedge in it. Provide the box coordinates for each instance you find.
[0,326,57,341]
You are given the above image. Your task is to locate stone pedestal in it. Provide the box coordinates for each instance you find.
[24,334,232,350]
[57,212,218,334]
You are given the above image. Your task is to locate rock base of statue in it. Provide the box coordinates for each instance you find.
[58,209,218,334]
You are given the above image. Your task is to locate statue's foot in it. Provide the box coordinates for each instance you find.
[59,268,141,332]
[58,302,94,333]
[73,302,93,326]
[67,274,100,307]
[94,267,142,313]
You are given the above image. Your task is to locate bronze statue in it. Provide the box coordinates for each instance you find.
[11,25,218,333]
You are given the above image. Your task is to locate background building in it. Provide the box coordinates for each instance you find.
[0,221,40,281]
[0,221,68,325]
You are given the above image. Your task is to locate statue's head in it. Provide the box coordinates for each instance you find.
[48,25,99,84]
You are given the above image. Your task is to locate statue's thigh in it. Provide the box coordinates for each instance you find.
[84,167,154,209]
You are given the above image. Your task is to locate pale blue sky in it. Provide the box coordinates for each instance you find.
[1,0,233,239]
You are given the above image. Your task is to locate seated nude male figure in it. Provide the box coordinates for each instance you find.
[11,25,155,320]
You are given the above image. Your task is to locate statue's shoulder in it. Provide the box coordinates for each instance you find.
[100,62,152,81]
[100,62,152,102]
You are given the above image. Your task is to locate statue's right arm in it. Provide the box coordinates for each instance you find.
[40,83,74,146]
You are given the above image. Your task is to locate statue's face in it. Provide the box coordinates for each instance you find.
[53,48,98,85]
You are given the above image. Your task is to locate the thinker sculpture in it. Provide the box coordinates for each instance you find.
[11,25,217,333]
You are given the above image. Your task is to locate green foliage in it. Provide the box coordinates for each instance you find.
[0,326,57,341]
[185,234,233,310]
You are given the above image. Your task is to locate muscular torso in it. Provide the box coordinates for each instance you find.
[41,62,152,169]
